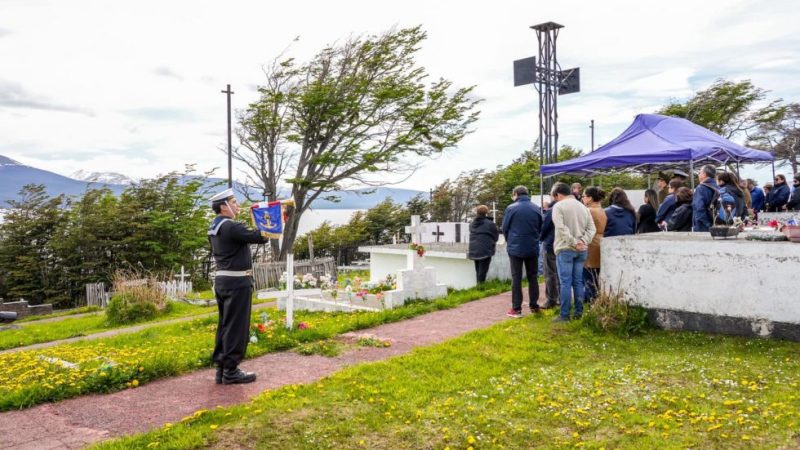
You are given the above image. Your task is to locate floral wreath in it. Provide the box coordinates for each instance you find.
[409,242,426,257]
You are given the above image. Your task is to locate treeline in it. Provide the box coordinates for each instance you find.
[294,149,647,264]
[0,170,213,308]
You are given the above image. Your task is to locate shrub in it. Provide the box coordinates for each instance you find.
[105,271,169,325]
[583,287,649,337]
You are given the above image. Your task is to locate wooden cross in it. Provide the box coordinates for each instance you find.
[431,225,444,243]
[404,215,425,244]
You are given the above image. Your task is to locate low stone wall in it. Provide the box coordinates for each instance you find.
[0,300,54,318]
[600,232,800,340]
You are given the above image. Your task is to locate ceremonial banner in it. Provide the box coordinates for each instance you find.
[250,198,294,238]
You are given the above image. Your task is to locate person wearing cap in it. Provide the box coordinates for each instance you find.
[208,188,268,385]
[670,169,689,183]
[655,173,669,204]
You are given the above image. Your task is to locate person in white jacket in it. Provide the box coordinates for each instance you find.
[551,182,596,321]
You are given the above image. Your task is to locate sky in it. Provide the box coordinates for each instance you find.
[1,0,799,190]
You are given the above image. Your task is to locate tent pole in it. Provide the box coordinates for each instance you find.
[772,160,776,180]
[690,160,695,189]
[540,172,544,207]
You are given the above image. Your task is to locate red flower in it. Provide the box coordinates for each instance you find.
[298,322,310,330]
[257,323,267,333]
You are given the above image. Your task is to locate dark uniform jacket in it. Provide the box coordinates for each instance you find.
[208,216,267,288]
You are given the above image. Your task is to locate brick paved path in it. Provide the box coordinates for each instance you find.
[1,287,544,449]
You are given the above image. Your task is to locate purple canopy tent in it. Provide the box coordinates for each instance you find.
[540,114,774,179]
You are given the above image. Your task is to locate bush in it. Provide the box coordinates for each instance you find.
[583,287,649,337]
[105,271,169,325]
[192,276,212,292]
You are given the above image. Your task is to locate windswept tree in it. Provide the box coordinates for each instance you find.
[658,79,782,140]
[748,102,800,175]
[239,26,480,258]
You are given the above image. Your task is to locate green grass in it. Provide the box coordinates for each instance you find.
[95,313,800,450]
[0,280,510,412]
[16,305,103,323]
[0,301,215,351]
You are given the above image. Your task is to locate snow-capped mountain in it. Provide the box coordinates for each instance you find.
[0,155,24,167]
[70,170,135,185]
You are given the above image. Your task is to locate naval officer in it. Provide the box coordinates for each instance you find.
[208,188,268,384]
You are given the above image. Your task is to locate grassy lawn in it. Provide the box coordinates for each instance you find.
[0,280,510,412]
[0,301,217,351]
[97,313,800,450]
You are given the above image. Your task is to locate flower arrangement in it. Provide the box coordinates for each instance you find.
[409,243,426,257]
[279,272,337,290]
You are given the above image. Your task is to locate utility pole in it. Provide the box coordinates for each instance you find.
[221,84,234,188]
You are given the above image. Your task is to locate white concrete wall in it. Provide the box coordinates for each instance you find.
[600,233,800,324]
[364,244,517,290]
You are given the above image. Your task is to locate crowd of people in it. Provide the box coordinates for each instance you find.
[468,169,800,321]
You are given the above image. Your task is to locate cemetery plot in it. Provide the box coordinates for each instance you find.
[0,281,510,411]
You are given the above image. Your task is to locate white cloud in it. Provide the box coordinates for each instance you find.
[0,0,798,190]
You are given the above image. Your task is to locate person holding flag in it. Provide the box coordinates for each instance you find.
[207,188,269,385]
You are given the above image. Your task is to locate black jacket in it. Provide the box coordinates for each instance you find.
[788,186,800,211]
[637,204,660,234]
[540,200,557,253]
[468,216,499,260]
[667,201,693,231]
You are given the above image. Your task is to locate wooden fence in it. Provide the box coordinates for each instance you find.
[86,282,110,308]
[85,280,192,308]
[252,257,337,291]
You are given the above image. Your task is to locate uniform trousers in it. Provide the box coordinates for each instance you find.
[211,276,253,370]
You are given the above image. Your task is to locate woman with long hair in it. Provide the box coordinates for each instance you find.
[637,189,661,233]
[581,186,607,303]
[604,187,637,237]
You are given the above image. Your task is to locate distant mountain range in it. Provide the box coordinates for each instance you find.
[0,155,424,210]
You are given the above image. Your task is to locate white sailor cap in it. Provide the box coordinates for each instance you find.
[209,188,235,205]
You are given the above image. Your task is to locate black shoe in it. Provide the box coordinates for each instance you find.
[222,368,257,385]
[530,306,542,314]
[215,366,223,384]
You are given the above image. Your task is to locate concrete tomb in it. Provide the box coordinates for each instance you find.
[601,232,800,341]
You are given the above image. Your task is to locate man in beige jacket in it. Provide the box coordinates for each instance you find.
[551,182,596,322]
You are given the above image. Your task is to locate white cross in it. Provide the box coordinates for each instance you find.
[174,265,187,284]
[404,215,425,245]
[491,201,499,224]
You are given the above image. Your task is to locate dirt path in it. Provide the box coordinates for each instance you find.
[1,301,276,355]
[1,287,544,449]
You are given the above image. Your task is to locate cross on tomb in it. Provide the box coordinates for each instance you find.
[404,215,425,245]
[431,225,444,243]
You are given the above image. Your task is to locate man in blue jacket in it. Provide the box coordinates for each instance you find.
[692,165,719,232]
[501,185,543,318]
[747,179,765,213]
[656,179,683,228]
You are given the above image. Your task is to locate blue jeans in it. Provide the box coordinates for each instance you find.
[557,250,588,319]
